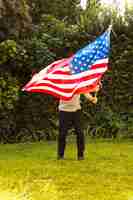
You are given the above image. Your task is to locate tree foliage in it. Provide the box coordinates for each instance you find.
[28,0,79,23]
[0,0,32,39]
[0,0,133,143]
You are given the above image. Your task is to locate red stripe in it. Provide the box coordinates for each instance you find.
[51,63,107,74]
[43,72,104,84]
[25,72,103,90]
[91,63,108,69]
[76,80,99,94]
[26,75,102,94]
[26,89,75,100]
[52,70,70,75]
[26,89,64,99]
[26,80,99,101]
[47,57,72,72]
[48,63,69,72]
[29,83,74,93]
[23,57,108,99]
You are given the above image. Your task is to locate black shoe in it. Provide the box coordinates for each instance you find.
[78,156,84,160]
[57,155,64,160]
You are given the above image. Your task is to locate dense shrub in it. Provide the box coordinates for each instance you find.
[0,1,132,142]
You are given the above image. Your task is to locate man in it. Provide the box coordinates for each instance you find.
[57,87,99,160]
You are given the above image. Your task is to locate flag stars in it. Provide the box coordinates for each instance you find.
[83,63,87,66]
[82,57,86,60]
[74,66,78,70]
[70,29,110,74]
[94,55,98,59]
[82,50,88,54]
[98,41,102,45]
[74,58,78,62]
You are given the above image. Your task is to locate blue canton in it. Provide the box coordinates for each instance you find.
[70,30,110,74]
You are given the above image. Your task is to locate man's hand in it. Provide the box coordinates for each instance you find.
[95,85,100,92]
[90,96,97,104]
[84,93,98,104]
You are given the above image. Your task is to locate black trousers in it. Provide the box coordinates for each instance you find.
[58,110,85,157]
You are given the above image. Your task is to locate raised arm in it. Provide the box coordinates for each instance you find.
[84,93,97,104]
[83,85,100,104]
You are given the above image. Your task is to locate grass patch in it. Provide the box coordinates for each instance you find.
[0,139,133,199]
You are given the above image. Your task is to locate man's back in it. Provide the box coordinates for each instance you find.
[58,94,81,112]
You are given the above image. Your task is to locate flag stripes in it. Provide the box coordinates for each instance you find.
[23,58,108,100]
[22,28,111,100]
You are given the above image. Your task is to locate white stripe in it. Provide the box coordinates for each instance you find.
[33,77,99,89]
[27,58,107,84]
[26,78,98,97]
[27,64,51,84]
[29,58,69,83]
[48,58,108,74]
[31,62,70,82]
[24,58,107,90]
[27,86,73,97]
[73,77,97,90]
[94,58,108,64]
[47,67,107,80]
[49,66,70,74]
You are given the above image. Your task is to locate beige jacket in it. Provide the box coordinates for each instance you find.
[58,93,91,112]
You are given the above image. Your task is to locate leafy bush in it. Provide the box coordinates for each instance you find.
[0,73,20,143]
[0,1,133,142]
[0,73,19,110]
[0,40,17,64]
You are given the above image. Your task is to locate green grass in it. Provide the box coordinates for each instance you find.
[0,139,133,200]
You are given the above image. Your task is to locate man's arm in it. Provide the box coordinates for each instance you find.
[83,85,100,104]
[84,93,97,104]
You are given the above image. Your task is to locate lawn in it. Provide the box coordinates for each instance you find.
[0,139,133,200]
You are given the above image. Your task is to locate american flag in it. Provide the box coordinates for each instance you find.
[22,28,111,100]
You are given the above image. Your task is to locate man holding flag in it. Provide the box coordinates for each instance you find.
[58,87,99,160]
[22,27,111,160]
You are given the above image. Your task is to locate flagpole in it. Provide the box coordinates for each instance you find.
[108,24,112,32]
